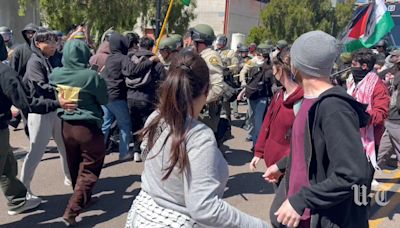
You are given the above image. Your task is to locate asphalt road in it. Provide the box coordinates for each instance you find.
[0,107,399,228]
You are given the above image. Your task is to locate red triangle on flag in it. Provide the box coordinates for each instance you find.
[349,4,373,39]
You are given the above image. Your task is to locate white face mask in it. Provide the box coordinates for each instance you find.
[255,56,265,66]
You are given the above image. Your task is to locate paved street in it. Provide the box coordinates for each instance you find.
[0,106,399,227]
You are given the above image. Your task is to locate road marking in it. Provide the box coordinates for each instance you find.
[369,170,400,228]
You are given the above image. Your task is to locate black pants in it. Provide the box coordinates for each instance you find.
[0,128,27,210]
[128,99,155,153]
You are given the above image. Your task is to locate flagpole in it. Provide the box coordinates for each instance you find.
[154,0,175,53]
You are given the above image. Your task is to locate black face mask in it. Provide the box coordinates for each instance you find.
[351,67,369,84]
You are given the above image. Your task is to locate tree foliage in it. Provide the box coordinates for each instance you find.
[247,0,355,44]
[17,0,196,42]
[138,0,197,36]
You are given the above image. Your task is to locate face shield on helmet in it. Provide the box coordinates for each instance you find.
[215,35,227,49]
[0,32,12,43]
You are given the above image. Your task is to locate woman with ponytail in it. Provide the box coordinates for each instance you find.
[125,51,268,228]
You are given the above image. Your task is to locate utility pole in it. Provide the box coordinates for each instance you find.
[156,0,162,39]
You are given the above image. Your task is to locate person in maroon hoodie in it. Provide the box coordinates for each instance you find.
[89,39,111,72]
[250,48,303,187]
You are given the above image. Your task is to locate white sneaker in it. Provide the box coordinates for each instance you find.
[134,152,142,162]
[64,177,72,186]
[8,196,42,215]
[26,192,42,200]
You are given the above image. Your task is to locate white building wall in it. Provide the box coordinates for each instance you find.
[189,0,266,46]
[227,0,266,39]
[190,0,227,36]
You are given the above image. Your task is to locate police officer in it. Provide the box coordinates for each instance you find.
[189,24,225,142]
[215,34,239,74]
[215,34,240,121]
[272,39,288,59]
[159,36,181,71]
[376,39,389,57]
[239,44,266,87]
[0,26,14,62]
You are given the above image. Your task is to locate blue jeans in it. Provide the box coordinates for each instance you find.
[101,100,132,158]
[249,98,268,146]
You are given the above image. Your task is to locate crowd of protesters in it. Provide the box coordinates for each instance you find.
[0,19,400,228]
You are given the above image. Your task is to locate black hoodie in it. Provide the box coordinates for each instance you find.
[11,23,38,80]
[270,86,372,228]
[0,36,58,129]
[127,48,166,103]
[102,33,153,102]
[22,36,59,114]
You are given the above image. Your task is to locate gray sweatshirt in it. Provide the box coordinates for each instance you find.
[141,111,268,228]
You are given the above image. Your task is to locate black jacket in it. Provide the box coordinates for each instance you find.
[102,33,153,102]
[11,23,38,80]
[127,48,166,104]
[0,63,59,129]
[22,42,59,114]
[271,86,372,228]
[49,50,63,68]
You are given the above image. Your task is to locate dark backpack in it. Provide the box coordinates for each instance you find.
[125,55,152,89]
[245,66,273,100]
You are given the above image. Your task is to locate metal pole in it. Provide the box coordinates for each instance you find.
[154,0,175,53]
[156,0,162,38]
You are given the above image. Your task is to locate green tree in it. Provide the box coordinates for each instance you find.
[247,0,354,44]
[138,0,197,36]
[17,0,196,43]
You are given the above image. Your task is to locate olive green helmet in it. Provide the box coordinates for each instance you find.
[276,40,288,50]
[340,52,352,64]
[257,43,274,56]
[159,36,180,51]
[263,39,273,46]
[190,24,216,46]
[169,34,183,49]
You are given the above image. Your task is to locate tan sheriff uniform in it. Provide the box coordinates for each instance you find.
[239,58,258,87]
[218,48,239,120]
[199,47,224,132]
[219,48,239,75]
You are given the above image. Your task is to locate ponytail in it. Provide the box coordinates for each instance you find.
[139,51,209,180]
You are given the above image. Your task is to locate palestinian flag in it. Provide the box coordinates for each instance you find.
[182,0,191,6]
[343,0,394,52]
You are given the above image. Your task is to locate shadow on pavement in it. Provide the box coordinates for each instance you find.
[224,172,274,199]
[1,174,141,228]
[375,178,400,184]
[223,146,253,166]
[369,191,400,221]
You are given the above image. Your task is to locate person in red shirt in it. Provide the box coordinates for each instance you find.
[250,49,303,185]
[348,48,390,169]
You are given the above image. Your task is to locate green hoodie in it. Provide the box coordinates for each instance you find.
[50,40,108,128]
